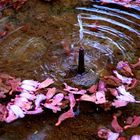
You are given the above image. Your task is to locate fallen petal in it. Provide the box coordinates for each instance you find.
[52,93,64,106]
[124,116,140,129]
[63,83,78,92]
[10,105,25,118]
[25,107,43,115]
[69,93,76,109]
[80,94,96,102]
[103,75,121,87]
[70,89,86,95]
[98,128,110,139]
[21,84,36,92]
[112,100,128,108]
[117,61,133,76]
[131,135,140,140]
[20,91,36,100]
[46,87,56,99]
[22,80,39,87]
[108,131,119,140]
[5,110,18,123]
[98,80,106,91]
[55,109,75,126]
[113,70,132,85]
[38,78,54,89]
[95,91,107,104]
[111,115,123,133]
[108,88,119,97]
[44,103,61,113]
[35,94,46,108]
[88,84,97,94]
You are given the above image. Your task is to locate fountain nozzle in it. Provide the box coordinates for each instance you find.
[78,47,85,74]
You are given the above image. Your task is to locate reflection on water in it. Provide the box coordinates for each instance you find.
[0,2,140,84]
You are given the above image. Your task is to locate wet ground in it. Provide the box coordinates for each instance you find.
[0,0,140,139]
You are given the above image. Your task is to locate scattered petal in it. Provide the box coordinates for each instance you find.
[35,94,46,108]
[111,115,123,133]
[25,107,43,115]
[124,116,140,129]
[38,78,54,89]
[131,135,140,140]
[55,109,75,126]
[113,70,132,85]
[46,87,56,99]
[20,91,36,100]
[88,84,97,93]
[117,61,133,76]
[80,94,96,102]
[52,93,64,106]
[95,91,107,104]
[10,105,25,118]
[63,83,78,92]
[103,75,121,86]
[112,100,128,108]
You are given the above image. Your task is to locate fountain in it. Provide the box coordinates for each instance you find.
[0,0,140,139]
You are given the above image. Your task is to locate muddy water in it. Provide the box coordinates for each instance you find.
[0,0,140,139]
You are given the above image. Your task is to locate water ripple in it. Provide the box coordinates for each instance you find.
[76,3,140,62]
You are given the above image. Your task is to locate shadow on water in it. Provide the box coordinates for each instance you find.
[0,0,140,139]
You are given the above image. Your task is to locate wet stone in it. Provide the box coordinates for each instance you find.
[72,69,99,87]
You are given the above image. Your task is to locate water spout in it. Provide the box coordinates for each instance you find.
[78,47,85,74]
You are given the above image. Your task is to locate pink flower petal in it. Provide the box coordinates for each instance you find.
[68,93,76,109]
[108,131,119,140]
[20,91,36,100]
[95,91,107,104]
[126,78,138,90]
[124,116,140,129]
[5,110,18,123]
[46,87,56,99]
[63,83,78,92]
[125,116,133,125]
[103,75,121,87]
[10,105,25,118]
[112,100,128,108]
[25,107,43,115]
[80,94,96,102]
[21,84,37,92]
[22,80,39,87]
[52,93,64,106]
[117,85,135,102]
[0,104,7,121]
[55,109,75,126]
[70,89,86,95]
[35,94,46,108]
[88,84,97,94]
[98,128,110,139]
[8,78,21,92]
[44,103,61,113]
[108,88,119,97]
[111,115,123,133]
[98,80,106,91]
[113,70,132,85]
[131,135,140,140]
[117,61,133,76]
[38,78,54,89]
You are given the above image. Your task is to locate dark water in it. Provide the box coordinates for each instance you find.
[0,0,140,139]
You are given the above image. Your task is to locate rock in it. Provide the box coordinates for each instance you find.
[72,69,99,87]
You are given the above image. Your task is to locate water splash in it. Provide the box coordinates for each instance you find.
[77,14,84,42]
[76,3,140,62]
